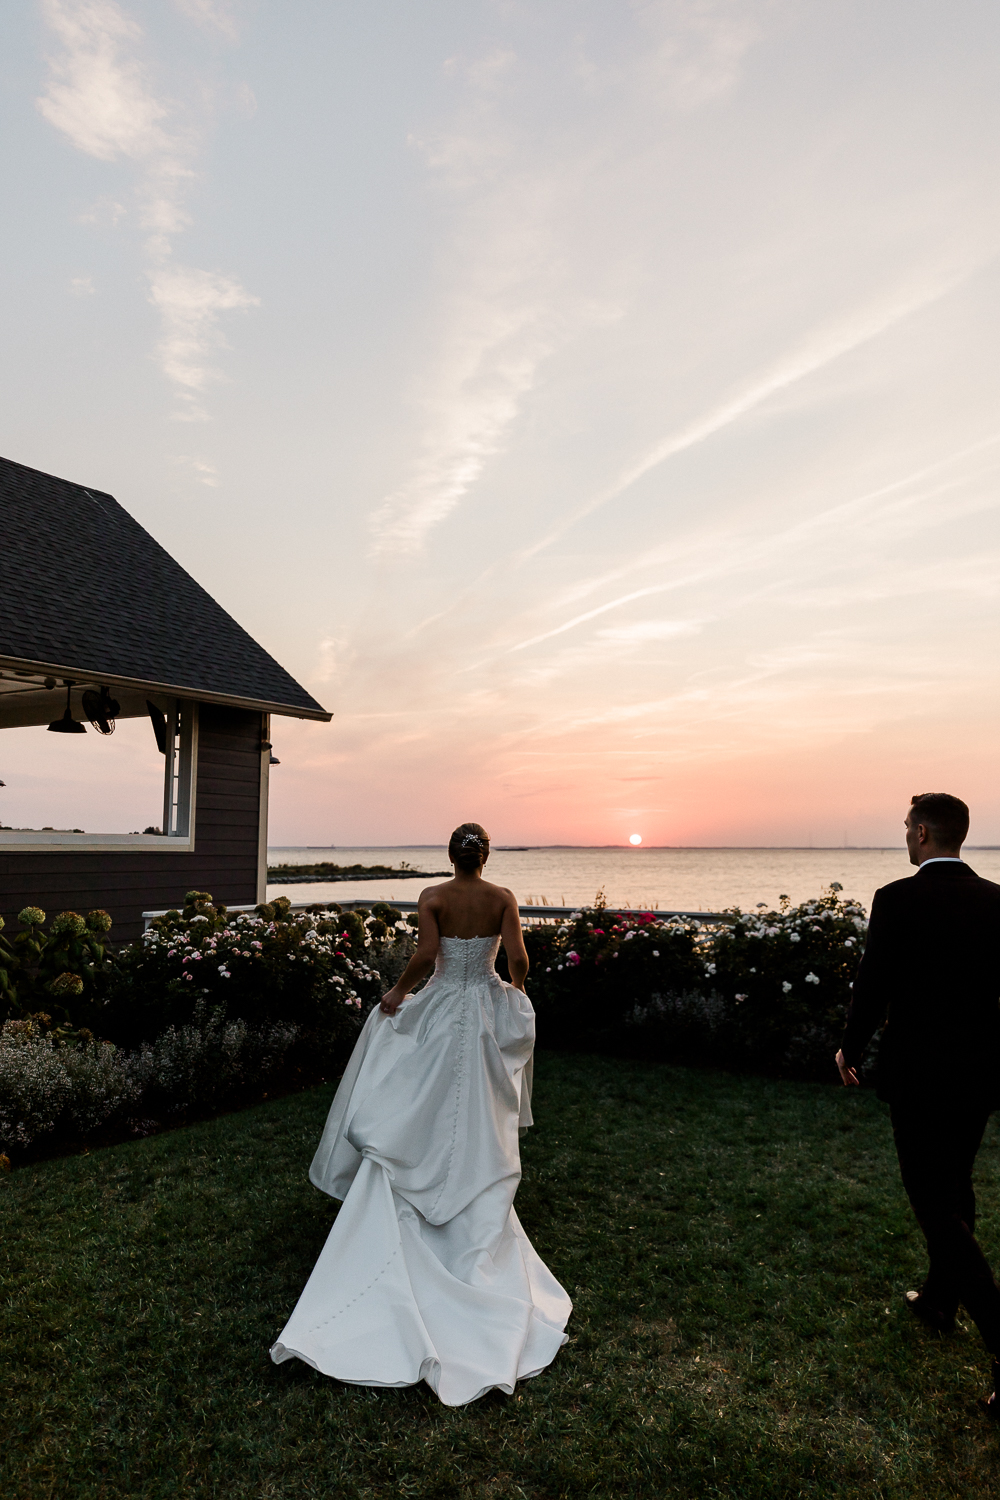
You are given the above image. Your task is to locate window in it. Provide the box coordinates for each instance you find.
[0,670,198,852]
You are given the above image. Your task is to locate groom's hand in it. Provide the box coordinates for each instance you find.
[835,1049,859,1087]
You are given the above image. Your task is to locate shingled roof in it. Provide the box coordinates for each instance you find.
[0,455,330,720]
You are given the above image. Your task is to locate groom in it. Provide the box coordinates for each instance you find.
[836,792,1000,1412]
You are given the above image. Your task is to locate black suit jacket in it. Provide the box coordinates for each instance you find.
[841,861,1000,1106]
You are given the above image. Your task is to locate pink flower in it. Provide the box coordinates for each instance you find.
[566,952,581,966]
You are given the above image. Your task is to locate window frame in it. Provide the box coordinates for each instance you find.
[0,699,199,854]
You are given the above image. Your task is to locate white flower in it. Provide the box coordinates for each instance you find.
[805,972,820,985]
[557,964,564,971]
[735,993,747,1003]
[789,933,800,943]
[652,950,660,958]
[844,937,855,947]
[782,981,792,993]
[704,963,716,976]
[749,967,756,973]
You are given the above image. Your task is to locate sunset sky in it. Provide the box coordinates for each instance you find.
[3,0,1000,847]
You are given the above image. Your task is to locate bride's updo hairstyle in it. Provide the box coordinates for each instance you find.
[449,822,491,872]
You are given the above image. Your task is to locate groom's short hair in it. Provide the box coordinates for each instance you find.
[909,792,969,848]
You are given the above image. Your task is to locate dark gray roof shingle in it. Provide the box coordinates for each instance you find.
[0,455,330,719]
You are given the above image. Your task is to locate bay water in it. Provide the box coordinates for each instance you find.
[266,846,1000,915]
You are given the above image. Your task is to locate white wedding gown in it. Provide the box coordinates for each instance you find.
[270,934,572,1406]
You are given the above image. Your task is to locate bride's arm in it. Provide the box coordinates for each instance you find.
[500,893,529,992]
[379,897,440,1015]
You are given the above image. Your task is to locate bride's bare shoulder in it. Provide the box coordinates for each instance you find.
[482,880,517,902]
[418,880,455,902]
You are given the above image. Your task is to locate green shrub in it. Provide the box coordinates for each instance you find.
[0,1005,303,1155]
[0,907,115,1024]
[524,885,868,1078]
[523,895,703,1048]
[93,895,382,1050]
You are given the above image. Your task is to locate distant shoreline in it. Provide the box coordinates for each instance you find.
[267,861,449,885]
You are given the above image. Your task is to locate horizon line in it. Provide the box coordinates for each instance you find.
[263,843,993,852]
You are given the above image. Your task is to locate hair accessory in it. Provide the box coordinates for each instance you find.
[460,832,485,849]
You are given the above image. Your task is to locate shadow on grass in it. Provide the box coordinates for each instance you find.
[5,1052,1000,1498]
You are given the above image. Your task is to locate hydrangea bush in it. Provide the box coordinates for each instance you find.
[93,891,389,1048]
[0,906,115,1023]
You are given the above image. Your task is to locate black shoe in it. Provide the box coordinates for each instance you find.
[905,1290,955,1334]
[986,1360,1000,1420]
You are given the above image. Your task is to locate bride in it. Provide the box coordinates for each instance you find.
[270,822,572,1406]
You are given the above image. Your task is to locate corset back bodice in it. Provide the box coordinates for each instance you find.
[433,934,502,984]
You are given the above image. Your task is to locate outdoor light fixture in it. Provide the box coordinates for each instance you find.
[47,681,86,734]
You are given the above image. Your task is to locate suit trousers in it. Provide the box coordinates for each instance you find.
[890,1100,1000,1355]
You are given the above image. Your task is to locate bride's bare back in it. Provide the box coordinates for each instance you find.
[424,875,511,938]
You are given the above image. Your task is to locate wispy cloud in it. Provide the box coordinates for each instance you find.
[37,0,256,419]
[370,10,757,559]
[595,618,703,643]
[38,0,174,160]
[370,290,558,553]
[172,0,241,43]
[496,438,1000,666]
[149,265,258,413]
[174,454,218,486]
[510,584,679,651]
[522,254,995,558]
[633,0,765,109]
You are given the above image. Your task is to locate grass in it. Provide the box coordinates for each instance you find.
[5,1054,1000,1499]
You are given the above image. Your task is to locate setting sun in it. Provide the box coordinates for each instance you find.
[629,833,643,846]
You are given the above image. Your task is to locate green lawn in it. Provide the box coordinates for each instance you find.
[5,1054,1000,1499]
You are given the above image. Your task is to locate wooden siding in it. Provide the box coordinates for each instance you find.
[0,705,263,944]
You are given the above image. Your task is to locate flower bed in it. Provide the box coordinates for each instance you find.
[0,884,868,1161]
[0,893,418,1160]
[524,884,869,1077]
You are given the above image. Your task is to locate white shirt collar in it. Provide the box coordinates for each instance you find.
[919,857,965,868]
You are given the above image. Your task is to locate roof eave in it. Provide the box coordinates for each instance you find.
[0,653,333,722]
